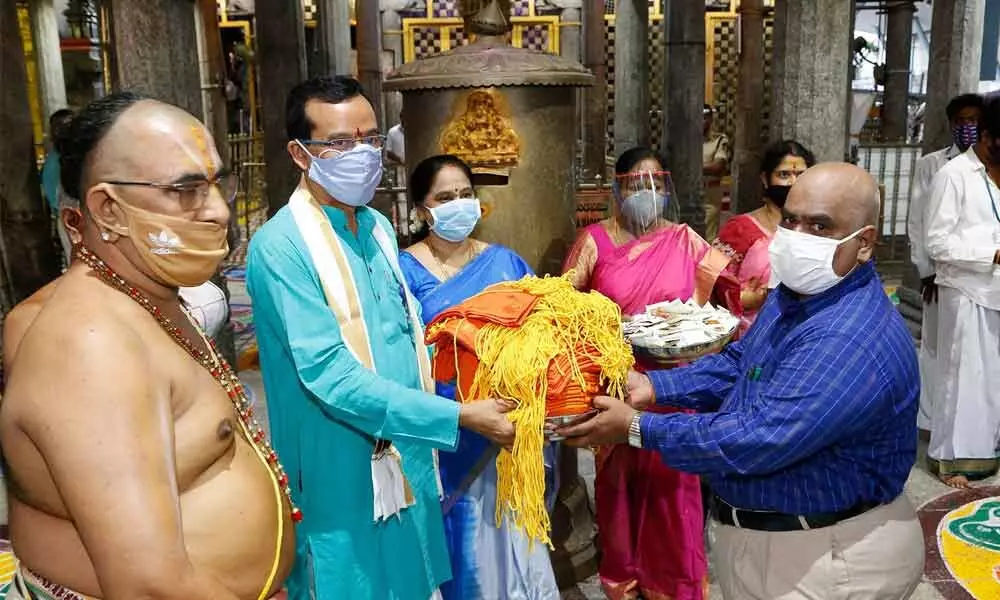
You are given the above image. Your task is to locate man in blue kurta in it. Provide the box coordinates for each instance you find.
[246,76,515,600]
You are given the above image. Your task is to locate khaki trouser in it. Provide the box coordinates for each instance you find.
[712,494,924,600]
[704,184,724,241]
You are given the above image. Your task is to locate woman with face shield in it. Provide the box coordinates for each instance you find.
[398,155,560,600]
[562,147,741,600]
[712,139,816,334]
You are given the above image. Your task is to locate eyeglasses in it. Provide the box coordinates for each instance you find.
[301,134,386,158]
[104,169,238,212]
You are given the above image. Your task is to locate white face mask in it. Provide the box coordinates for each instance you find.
[298,141,383,207]
[768,226,866,295]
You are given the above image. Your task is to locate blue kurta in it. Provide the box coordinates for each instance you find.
[247,203,461,600]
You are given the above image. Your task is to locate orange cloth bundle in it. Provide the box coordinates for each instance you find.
[425,273,634,545]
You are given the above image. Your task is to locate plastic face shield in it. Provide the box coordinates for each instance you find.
[614,170,680,227]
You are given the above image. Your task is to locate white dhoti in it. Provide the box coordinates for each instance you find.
[928,286,1000,476]
[916,298,939,432]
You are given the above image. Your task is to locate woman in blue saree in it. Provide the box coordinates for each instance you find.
[400,155,560,600]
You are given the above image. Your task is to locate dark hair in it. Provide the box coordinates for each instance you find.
[614,147,664,175]
[408,154,474,242]
[759,139,817,178]
[981,97,1000,140]
[285,76,367,141]
[946,93,984,121]
[58,91,149,201]
[48,109,74,154]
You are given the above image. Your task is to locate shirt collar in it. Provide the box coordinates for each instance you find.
[321,203,372,233]
[774,261,876,316]
[946,144,960,159]
[965,145,987,172]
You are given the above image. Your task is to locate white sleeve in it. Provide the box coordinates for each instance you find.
[907,156,936,278]
[925,170,997,272]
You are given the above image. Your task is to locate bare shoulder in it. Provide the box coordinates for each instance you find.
[3,279,61,371]
[4,271,153,423]
[403,239,430,259]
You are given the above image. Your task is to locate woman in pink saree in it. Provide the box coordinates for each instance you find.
[712,140,815,334]
[562,148,740,600]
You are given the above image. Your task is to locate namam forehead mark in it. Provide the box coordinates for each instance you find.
[189,124,219,175]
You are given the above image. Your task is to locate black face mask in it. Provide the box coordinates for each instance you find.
[764,184,792,208]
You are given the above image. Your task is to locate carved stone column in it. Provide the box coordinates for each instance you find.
[581,0,608,180]
[30,0,68,121]
[770,0,853,162]
[882,1,916,142]
[613,0,648,156]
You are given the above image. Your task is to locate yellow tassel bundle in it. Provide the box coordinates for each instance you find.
[430,273,633,547]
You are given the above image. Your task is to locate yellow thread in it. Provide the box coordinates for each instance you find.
[444,272,633,547]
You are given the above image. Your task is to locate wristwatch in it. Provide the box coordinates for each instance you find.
[627,412,643,448]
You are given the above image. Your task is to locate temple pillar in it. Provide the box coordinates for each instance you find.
[109,0,202,117]
[256,0,307,215]
[381,3,404,130]
[899,0,985,329]
[770,0,853,163]
[194,0,229,156]
[30,0,68,124]
[317,0,353,75]
[0,0,61,310]
[661,0,706,232]
[613,0,648,156]
[730,0,764,215]
[581,0,608,180]
[559,5,582,63]
[882,0,916,142]
[922,0,984,154]
[357,0,383,124]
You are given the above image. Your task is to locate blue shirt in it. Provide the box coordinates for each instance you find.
[641,261,918,514]
[41,151,60,212]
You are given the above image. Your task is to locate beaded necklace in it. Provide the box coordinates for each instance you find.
[73,245,302,524]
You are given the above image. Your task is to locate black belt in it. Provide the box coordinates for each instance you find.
[711,495,882,532]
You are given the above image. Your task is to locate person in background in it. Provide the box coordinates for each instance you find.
[246,76,515,600]
[562,146,740,600]
[713,139,816,334]
[386,114,408,234]
[399,154,559,600]
[42,109,75,266]
[559,162,924,600]
[924,97,1000,488]
[907,93,983,438]
[703,104,730,241]
[386,114,405,166]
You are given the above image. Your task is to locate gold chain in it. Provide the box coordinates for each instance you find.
[72,245,302,523]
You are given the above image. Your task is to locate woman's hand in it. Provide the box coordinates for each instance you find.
[625,370,655,410]
[740,277,769,311]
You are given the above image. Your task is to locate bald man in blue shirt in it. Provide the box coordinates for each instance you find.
[559,163,924,600]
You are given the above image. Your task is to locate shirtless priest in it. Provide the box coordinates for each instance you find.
[0,93,295,599]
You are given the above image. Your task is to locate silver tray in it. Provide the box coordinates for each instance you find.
[545,411,597,442]
[630,322,737,364]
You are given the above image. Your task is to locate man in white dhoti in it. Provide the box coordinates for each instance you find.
[908,94,983,435]
[925,98,1000,488]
